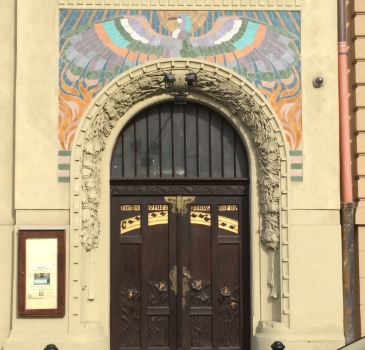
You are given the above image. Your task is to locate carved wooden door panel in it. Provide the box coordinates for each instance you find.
[110,192,250,350]
[111,196,177,350]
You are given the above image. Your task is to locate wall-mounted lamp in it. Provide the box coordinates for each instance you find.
[185,72,198,87]
[163,71,176,89]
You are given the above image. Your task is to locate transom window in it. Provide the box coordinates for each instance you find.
[111,102,249,179]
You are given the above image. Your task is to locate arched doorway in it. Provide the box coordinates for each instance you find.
[110,102,251,349]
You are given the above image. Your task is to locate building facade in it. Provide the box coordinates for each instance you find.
[0,0,346,349]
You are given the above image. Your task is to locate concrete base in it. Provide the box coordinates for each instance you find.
[2,329,345,350]
[253,339,345,350]
[253,322,345,350]
[0,333,10,350]
[3,331,109,350]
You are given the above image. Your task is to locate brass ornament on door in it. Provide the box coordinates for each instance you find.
[164,196,195,216]
[183,272,193,280]
[182,266,191,308]
[169,266,177,295]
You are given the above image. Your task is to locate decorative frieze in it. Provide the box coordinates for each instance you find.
[59,0,301,8]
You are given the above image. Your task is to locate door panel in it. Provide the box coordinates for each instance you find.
[146,203,177,349]
[111,193,250,350]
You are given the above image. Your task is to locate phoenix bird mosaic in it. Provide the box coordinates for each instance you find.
[62,12,298,88]
[59,10,302,181]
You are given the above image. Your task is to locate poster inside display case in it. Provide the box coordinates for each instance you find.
[18,230,65,317]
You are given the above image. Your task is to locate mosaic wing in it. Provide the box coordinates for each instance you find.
[61,15,170,86]
[190,16,299,88]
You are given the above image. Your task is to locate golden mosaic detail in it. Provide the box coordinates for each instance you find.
[219,205,238,211]
[190,211,239,234]
[148,205,168,211]
[218,216,238,234]
[120,216,141,234]
[121,205,140,211]
[191,205,210,211]
[190,211,211,227]
[158,11,208,32]
[148,211,168,226]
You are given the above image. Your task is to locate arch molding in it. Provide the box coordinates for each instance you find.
[70,59,290,326]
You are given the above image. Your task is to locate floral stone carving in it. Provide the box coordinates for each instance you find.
[80,67,280,258]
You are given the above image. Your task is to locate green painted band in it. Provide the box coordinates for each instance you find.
[291,163,303,169]
[58,177,70,183]
[58,164,70,170]
[291,176,303,182]
[58,150,71,156]
[289,150,302,156]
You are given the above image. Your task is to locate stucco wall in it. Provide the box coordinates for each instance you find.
[1,0,346,349]
[0,0,15,347]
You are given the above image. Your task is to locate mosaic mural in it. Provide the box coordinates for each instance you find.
[59,10,302,182]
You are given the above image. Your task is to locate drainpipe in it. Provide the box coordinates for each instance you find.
[338,0,356,344]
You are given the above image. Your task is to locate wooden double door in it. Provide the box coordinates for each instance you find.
[110,189,250,350]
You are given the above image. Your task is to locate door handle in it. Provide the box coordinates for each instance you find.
[183,272,193,280]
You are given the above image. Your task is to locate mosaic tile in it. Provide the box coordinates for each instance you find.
[58,10,302,182]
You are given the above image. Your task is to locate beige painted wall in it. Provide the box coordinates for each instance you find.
[14,0,69,211]
[0,0,15,223]
[287,0,343,340]
[0,0,15,348]
[0,0,346,348]
[293,0,340,210]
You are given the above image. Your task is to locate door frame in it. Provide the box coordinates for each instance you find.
[68,59,291,344]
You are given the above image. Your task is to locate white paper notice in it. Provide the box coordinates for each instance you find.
[26,239,58,308]
[29,262,55,273]
[28,263,55,299]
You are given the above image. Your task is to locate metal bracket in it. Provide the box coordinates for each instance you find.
[164,196,195,216]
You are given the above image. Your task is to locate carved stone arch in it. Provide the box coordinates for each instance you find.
[70,59,290,327]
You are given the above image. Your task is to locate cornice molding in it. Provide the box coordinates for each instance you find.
[59,0,301,10]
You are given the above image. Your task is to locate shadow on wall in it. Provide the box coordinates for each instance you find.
[338,337,365,349]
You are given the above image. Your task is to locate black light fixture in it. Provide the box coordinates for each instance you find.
[174,86,187,105]
[163,71,198,104]
[185,72,198,87]
[163,71,176,89]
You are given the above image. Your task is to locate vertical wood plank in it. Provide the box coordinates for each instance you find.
[168,202,177,350]
[181,208,191,349]
[211,203,219,348]
[141,203,148,349]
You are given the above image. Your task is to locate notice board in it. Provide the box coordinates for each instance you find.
[18,230,65,317]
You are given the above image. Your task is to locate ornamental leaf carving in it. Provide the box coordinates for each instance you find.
[110,185,247,195]
[80,68,280,253]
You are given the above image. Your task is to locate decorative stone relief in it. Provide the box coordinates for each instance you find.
[78,61,287,299]
[110,185,248,195]
[81,67,281,253]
